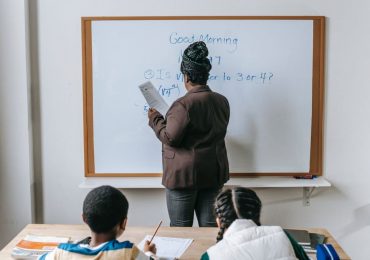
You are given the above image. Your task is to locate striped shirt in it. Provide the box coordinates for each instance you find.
[39,239,154,260]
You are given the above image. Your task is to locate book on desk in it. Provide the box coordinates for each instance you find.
[284,229,326,253]
[11,234,70,259]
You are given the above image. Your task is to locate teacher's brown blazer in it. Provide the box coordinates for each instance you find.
[149,85,230,189]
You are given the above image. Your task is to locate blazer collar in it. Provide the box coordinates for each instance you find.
[186,85,211,95]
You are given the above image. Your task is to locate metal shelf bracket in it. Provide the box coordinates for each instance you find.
[303,187,315,206]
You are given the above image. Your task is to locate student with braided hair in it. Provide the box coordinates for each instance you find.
[148,41,230,227]
[201,187,309,260]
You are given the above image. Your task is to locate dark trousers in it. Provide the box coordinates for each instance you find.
[165,187,221,227]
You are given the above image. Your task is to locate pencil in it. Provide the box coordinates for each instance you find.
[149,220,162,244]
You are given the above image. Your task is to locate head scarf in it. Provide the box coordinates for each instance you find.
[181,41,212,76]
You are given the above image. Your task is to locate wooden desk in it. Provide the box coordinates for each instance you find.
[0,224,350,260]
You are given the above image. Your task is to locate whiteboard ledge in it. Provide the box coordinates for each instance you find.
[79,176,331,189]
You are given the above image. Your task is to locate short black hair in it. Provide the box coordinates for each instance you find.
[83,185,129,233]
[180,41,212,85]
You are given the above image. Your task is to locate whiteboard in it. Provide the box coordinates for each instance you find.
[82,17,325,176]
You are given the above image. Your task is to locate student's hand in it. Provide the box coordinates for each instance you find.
[148,108,158,119]
[144,240,157,254]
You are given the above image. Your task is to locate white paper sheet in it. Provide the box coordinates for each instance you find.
[138,235,193,260]
[138,81,169,116]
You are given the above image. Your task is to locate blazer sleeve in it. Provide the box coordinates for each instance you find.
[148,101,189,147]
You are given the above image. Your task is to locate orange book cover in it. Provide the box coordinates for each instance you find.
[16,240,60,251]
[12,235,70,259]
[14,234,69,251]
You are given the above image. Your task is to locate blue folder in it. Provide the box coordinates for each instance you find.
[316,244,340,260]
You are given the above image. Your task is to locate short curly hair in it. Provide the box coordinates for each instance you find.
[83,185,129,233]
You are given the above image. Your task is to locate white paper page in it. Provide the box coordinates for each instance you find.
[138,235,193,259]
[139,81,169,116]
[23,234,69,243]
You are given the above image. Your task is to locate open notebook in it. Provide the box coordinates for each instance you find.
[138,235,193,260]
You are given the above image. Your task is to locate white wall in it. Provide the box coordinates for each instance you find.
[2,0,370,258]
[0,0,34,248]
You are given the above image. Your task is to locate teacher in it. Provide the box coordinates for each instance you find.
[148,41,230,227]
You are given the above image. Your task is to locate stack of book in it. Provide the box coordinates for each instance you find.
[284,229,326,253]
[11,234,70,259]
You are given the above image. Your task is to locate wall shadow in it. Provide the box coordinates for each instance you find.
[28,0,44,223]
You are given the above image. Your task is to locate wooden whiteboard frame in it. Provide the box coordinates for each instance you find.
[81,16,325,177]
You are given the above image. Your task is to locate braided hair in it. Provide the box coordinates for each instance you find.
[180,41,212,85]
[214,187,262,242]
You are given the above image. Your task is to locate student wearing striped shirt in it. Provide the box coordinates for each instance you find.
[39,185,157,260]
